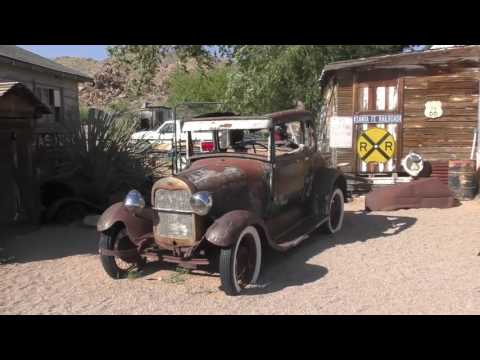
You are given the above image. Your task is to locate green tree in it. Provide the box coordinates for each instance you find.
[109,45,407,114]
[166,66,230,107]
[225,45,407,115]
[108,45,215,95]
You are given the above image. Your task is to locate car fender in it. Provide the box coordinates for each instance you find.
[205,210,272,248]
[97,202,153,242]
[312,168,347,198]
[309,168,347,218]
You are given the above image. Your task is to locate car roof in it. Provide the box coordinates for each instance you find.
[185,109,314,127]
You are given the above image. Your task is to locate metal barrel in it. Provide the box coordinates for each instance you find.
[448,160,478,200]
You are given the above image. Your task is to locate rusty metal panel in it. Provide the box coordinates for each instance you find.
[365,177,457,211]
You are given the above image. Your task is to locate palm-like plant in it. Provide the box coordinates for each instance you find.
[59,108,153,207]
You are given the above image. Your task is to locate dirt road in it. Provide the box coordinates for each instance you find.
[1,199,480,314]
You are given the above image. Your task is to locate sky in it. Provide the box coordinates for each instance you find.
[18,45,109,60]
[17,45,429,60]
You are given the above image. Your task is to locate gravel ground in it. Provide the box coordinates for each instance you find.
[1,198,480,315]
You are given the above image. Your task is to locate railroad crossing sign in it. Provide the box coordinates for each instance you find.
[357,128,396,164]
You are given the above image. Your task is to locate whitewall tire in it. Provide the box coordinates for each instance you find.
[323,188,345,234]
[219,226,262,296]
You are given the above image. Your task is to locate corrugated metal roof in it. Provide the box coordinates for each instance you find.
[319,45,480,89]
[0,81,51,114]
[0,45,92,82]
[322,45,480,75]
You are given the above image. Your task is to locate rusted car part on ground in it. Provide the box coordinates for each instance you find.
[97,110,348,295]
[365,177,458,212]
[39,174,104,224]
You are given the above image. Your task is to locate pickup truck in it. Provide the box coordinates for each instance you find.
[130,120,212,145]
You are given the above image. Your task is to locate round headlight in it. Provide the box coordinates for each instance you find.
[124,190,145,213]
[190,191,212,216]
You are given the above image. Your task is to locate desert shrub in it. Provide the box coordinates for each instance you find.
[59,108,153,207]
[166,66,230,109]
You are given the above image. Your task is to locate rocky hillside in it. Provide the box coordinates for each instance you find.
[54,54,186,109]
[54,56,103,77]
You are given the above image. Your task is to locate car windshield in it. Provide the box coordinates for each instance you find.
[160,123,174,133]
[222,129,270,156]
[187,128,271,158]
[186,123,306,159]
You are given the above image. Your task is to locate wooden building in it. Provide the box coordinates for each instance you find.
[0,82,51,225]
[0,46,92,224]
[319,46,480,185]
[0,46,92,130]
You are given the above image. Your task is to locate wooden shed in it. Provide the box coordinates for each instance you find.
[319,45,480,187]
[0,81,50,225]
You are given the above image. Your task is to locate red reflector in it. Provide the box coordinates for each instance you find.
[201,140,214,152]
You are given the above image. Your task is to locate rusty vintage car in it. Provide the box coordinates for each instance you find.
[97,110,347,295]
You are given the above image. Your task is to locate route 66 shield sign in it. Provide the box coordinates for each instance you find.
[424,101,443,119]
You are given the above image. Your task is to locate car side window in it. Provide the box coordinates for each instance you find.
[161,123,174,134]
[274,121,305,158]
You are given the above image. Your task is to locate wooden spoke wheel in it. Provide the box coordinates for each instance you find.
[322,188,345,234]
[219,226,262,296]
[99,226,140,279]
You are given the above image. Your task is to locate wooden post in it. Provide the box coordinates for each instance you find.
[477,80,480,169]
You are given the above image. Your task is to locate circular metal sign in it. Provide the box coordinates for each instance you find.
[401,152,424,177]
[357,128,396,164]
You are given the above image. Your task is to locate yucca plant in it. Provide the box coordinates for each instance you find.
[59,107,153,208]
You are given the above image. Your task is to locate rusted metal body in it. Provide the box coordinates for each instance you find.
[97,109,347,269]
[97,202,154,244]
[365,177,458,211]
[448,160,477,200]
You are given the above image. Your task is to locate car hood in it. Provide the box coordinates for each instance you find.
[178,159,248,192]
[176,157,271,217]
[131,131,157,139]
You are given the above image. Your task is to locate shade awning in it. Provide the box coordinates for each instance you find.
[0,81,51,115]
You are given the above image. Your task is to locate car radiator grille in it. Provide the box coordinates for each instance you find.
[154,189,194,240]
[155,189,191,212]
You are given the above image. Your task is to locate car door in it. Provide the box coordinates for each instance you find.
[273,121,307,207]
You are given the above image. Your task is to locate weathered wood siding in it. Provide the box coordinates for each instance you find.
[0,62,81,128]
[334,74,355,172]
[402,70,480,161]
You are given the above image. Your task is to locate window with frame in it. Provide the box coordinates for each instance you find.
[160,123,174,134]
[274,121,305,157]
[356,82,399,113]
[35,86,62,122]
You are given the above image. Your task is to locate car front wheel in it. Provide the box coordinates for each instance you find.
[322,187,345,234]
[219,226,262,296]
[99,225,141,279]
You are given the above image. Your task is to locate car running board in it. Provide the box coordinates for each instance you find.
[276,217,329,251]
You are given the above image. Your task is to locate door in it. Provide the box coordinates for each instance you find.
[273,121,307,206]
[356,123,399,174]
[0,131,17,224]
[354,80,402,175]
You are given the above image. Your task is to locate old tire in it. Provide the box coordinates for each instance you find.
[322,187,345,235]
[54,202,88,224]
[219,226,262,296]
[99,225,138,279]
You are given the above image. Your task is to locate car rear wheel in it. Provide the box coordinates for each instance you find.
[219,226,262,296]
[99,226,140,279]
[322,187,345,234]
